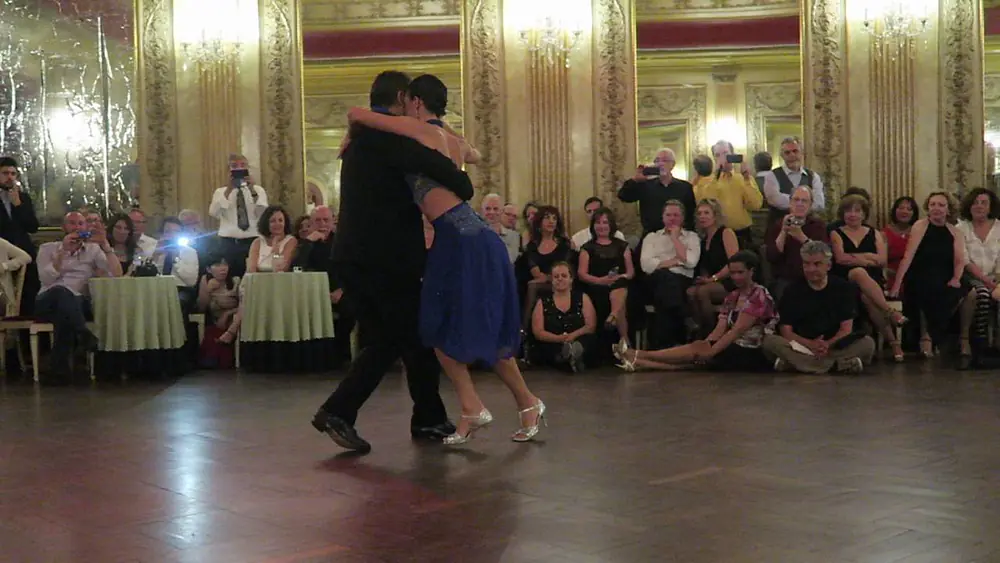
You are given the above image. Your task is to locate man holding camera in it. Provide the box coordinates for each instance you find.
[694,140,763,248]
[35,212,123,379]
[0,157,40,315]
[209,154,268,278]
[618,148,696,235]
[763,186,829,301]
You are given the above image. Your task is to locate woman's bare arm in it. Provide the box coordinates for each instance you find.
[347,107,437,149]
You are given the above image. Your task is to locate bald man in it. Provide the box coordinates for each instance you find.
[35,211,122,378]
[618,148,696,235]
[481,193,519,262]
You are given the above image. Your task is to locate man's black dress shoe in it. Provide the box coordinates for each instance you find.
[312,410,371,453]
[411,421,457,441]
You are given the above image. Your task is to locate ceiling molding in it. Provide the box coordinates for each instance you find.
[303,55,461,94]
[635,0,798,22]
[637,47,800,72]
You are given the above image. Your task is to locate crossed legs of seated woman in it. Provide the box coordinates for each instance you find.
[845,268,906,361]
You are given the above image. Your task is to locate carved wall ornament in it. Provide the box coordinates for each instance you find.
[802,0,847,208]
[635,0,797,19]
[137,0,179,216]
[939,0,984,193]
[260,0,304,210]
[637,85,708,162]
[464,0,505,196]
[745,82,802,154]
[594,0,637,234]
[302,0,461,28]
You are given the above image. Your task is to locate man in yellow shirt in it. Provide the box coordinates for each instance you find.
[694,140,763,248]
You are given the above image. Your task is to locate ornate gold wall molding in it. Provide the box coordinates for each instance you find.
[198,62,242,214]
[745,82,801,154]
[594,0,638,234]
[259,0,306,212]
[462,0,505,197]
[136,0,179,216]
[637,86,708,164]
[635,0,797,21]
[302,0,460,30]
[939,0,985,192]
[802,0,847,207]
[869,39,916,224]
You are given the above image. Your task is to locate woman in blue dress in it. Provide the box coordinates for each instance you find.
[346,75,545,445]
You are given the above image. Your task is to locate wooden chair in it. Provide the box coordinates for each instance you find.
[189,313,205,345]
[29,322,97,382]
[0,267,30,375]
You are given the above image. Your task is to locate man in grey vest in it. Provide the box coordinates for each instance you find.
[761,137,826,224]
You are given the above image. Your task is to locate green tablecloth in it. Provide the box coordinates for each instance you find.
[240,272,335,342]
[90,277,187,352]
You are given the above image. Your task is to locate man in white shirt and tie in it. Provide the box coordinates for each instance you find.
[128,207,158,257]
[761,137,826,224]
[209,154,268,277]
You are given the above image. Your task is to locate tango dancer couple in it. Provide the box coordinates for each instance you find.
[312,71,545,452]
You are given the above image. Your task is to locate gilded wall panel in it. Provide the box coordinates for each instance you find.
[302,0,460,29]
[802,0,847,207]
[745,82,801,155]
[594,0,638,235]
[939,0,984,193]
[462,0,505,197]
[137,0,179,217]
[635,0,797,20]
[259,0,305,212]
[637,86,707,168]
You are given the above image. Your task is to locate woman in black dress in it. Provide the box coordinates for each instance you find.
[830,194,906,361]
[531,262,598,372]
[687,199,739,335]
[889,192,977,366]
[521,205,576,327]
[578,207,634,345]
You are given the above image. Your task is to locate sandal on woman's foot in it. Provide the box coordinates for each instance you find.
[890,340,904,363]
[887,309,908,327]
[919,337,934,359]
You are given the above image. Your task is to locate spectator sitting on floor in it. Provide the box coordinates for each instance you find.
[197,257,241,369]
[530,261,598,373]
[762,240,875,374]
[613,250,777,372]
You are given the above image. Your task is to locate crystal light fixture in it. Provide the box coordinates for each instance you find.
[174,0,254,71]
[517,16,584,69]
[861,2,930,47]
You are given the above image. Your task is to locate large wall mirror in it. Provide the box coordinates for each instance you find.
[0,0,136,226]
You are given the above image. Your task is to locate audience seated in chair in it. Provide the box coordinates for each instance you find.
[150,216,200,314]
[530,262,598,372]
[106,213,139,275]
[687,198,740,337]
[763,240,875,374]
[830,194,906,362]
[482,193,521,262]
[0,236,31,312]
[577,207,633,347]
[35,212,122,378]
[764,185,829,302]
[640,199,701,348]
[955,188,1000,357]
[522,205,576,329]
[614,250,777,372]
[128,207,158,257]
[570,196,626,249]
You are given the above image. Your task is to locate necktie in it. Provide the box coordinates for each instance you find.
[163,249,177,275]
[236,185,250,231]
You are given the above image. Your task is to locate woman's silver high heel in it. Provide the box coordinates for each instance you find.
[612,337,630,361]
[512,401,547,442]
[443,408,493,445]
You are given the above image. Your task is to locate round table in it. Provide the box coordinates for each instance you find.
[239,272,336,372]
[89,276,189,377]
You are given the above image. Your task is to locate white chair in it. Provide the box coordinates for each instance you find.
[29,321,97,382]
[0,268,30,375]
[189,313,206,345]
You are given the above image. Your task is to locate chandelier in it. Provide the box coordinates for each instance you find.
[174,0,254,70]
[861,3,930,46]
[517,17,584,69]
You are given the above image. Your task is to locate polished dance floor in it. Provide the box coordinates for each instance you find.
[2,363,999,563]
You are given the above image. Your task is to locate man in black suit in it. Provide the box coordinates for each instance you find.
[0,157,40,316]
[311,71,474,453]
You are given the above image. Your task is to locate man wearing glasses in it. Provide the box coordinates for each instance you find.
[761,137,826,224]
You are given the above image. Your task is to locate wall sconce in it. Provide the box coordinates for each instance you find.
[860,1,931,47]
[173,0,258,70]
[508,0,588,68]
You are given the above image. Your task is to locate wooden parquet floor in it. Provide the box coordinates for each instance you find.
[1,363,999,562]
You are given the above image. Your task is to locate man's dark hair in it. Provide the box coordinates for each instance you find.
[160,216,182,234]
[583,196,603,209]
[692,155,713,177]
[0,156,17,169]
[407,74,448,117]
[728,249,759,271]
[369,71,410,109]
[753,151,773,173]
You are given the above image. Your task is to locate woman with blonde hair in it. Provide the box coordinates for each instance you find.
[687,198,739,336]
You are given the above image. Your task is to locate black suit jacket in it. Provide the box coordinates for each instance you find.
[296,233,338,291]
[0,190,39,257]
[333,125,474,279]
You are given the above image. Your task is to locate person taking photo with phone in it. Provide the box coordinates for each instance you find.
[618,148,696,235]
[693,140,763,249]
[209,154,268,278]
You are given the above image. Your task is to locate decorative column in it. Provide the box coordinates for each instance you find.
[135,0,305,220]
[804,0,984,219]
[462,0,637,233]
